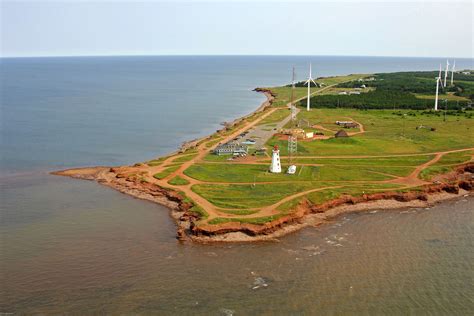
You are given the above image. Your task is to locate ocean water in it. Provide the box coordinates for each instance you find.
[1,56,473,314]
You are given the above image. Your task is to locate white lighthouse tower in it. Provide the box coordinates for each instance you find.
[269,145,282,173]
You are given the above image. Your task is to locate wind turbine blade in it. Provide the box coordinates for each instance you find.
[311,79,317,86]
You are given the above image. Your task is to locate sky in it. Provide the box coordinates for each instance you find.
[1,0,472,58]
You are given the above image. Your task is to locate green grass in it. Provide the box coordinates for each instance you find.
[294,155,435,166]
[276,183,404,212]
[179,193,209,220]
[306,184,400,205]
[202,154,232,162]
[217,209,260,215]
[258,108,291,125]
[419,166,453,181]
[190,204,208,220]
[205,137,223,148]
[153,165,181,180]
[359,166,415,177]
[208,214,286,225]
[317,74,368,86]
[146,157,168,167]
[172,154,198,163]
[182,148,198,154]
[191,182,334,209]
[184,163,397,183]
[414,93,469,101]
[434,150,473,165]
[318,87,375,96]
[261,74,365,107]
[168,176,190,186]
[266,109,473,157]
[264,87,309,107]
[418,150,472,180]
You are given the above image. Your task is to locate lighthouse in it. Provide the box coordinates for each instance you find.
[269,145,282,173]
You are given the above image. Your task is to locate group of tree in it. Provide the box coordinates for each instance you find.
[306,71,474,109]
[304,89,469,110]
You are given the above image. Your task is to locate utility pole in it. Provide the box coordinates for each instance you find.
[288,67,298,173]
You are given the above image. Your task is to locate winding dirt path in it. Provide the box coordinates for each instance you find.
[142,106,283,219]
[91,82,473,224]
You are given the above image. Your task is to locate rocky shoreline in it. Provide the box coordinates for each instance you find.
[53,161,473,243]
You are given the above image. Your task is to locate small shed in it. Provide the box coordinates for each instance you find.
[335,130,349,138]
[298,119,311,128]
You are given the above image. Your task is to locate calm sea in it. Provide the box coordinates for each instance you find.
[1,56,473,314]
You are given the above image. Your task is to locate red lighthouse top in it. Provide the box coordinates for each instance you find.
[273,145,279,151]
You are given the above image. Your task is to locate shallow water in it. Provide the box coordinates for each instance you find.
[2,175,473,314]
[1,56,474,313]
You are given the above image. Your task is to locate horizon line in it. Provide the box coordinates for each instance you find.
[1,53,473,60]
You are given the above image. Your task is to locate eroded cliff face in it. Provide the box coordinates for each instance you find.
[53,163,473,242]
[190,164,474,240]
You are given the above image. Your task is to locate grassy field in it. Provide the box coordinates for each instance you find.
[262,74,365,107]
[267,109,473,156]
[168,176,190,185]
[292,155,435,166]
[153,165,181,180]
[258,108,291,124]
[414,92,470,101]
[191,182,331,209]
[208,214,286,225]
[184,162,406,183]
[319,87,375,95]
[171,153,198,163]
[419,150,473,180]
[276,183,404,212]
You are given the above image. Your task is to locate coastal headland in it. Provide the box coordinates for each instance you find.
[54,70,474,243]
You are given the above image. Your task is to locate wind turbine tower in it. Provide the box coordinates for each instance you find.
[304,63,317,111]
[435,64,442,111]
[451,60,456,86]
[290,67,297,121]
[443,59,449,88]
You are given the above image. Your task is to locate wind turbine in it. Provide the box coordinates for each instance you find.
[443,59,449,87]
[450,60,456,86]
[304,63,317,111]
[435,64,442,111]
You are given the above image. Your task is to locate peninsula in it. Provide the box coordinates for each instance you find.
[54,70,474,242]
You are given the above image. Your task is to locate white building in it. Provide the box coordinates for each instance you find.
[269,145,282,173]
[287,165,296,175]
